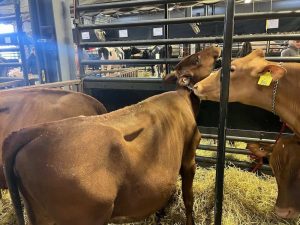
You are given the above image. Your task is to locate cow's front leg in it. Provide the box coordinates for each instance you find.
[180,161,196,225]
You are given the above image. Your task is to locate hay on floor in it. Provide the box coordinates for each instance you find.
[1,167,299,225]
[198,139,251,163]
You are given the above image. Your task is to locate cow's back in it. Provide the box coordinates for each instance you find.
[4,90,200,224]
[0,88,107,188]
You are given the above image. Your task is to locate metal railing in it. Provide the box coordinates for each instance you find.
[0,80,82,92]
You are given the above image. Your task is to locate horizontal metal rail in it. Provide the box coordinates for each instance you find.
[80,34,300,48]
[196,156,272,171]
[78,11,300,30]
[80,56,300,65]
[0,80,82,92]
[265,57,300,62]
[0,80,24,88]
[0,15,16,22]
[0,62,22,67]
[199,145,251,155]
[0,47,20,52]
[77,0,188,11]
[201,133,276,143]
[0,32,18,38]
[81,59,180,65]
[82,77,176,91]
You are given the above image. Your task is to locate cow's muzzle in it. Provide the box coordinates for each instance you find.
[275,206,300,219]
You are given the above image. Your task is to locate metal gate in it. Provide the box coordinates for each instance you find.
[74,1,300,224]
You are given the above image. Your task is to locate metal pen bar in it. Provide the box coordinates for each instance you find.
[81,57,300,66]
[78,11,300,29]
[15,0,29,85]
[266,57,300,62]
[199,126,292,139]
[0,15,16,22]
[215,0,235,224]
[164,3,170,75]
[0,47,20,52]
[80,59,180,65]
[199,145,251,155]
[80,56,300,66]
[201,134,276,143]
[80,34,300,47]
[0,33,18,38]
[76,0,188,11]
[74,0,85,77]
[196,156,272,171]
[0,62,22,67]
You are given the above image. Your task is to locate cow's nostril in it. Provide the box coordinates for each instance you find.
[194,85,198,89]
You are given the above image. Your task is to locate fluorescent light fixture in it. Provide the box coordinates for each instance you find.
[244,0,252,3]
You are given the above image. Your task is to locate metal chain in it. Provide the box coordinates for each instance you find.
[272,79,279,115]
[271,62,286,115]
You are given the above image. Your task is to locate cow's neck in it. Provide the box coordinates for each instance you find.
[247,63,300,135]
[176,87,200,118]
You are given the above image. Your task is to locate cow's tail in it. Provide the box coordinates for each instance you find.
[2,128,40,225]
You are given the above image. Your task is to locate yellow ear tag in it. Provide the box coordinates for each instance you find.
[258,72,272,86]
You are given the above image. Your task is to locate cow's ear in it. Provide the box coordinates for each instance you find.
[247,143,274,158]
[163,71,177,83]
[262,64,287,81]
[178,74,192,87]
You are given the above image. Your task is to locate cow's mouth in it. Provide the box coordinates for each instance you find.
[214,57,222,70]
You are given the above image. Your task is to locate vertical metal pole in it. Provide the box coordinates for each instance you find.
[204,5,208,16]
[74,0,85,78]
[15,0,29,85]
[214,0,234,225]
[164,3,170,75]
[28,0,43,83]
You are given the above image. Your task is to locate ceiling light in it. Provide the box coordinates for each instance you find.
[244,0,252,3]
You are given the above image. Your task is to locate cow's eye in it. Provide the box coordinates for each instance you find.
[259,147,264,151]
[230,65,236,72]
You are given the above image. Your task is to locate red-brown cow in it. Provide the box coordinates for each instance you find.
[3,46,221,225]
[193,49,300,219]
[247,136,300,219]
[193,49,300,136]
[0,88,107,189]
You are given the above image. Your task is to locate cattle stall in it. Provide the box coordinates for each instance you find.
[73,0,300,224]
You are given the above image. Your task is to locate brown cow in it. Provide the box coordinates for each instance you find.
[193,49,300,136]
[3,46,221,225]
[247,136,300,219]
[165,47,222,83]
[0,88,107,189]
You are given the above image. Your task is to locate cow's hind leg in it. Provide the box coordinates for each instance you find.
[180,131,200,225]
[24,197,55,225]
[180,162,196,225]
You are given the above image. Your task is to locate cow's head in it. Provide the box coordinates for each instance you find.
[164,45,221,88]
[247,136,300,219]
[193,49,287,104]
